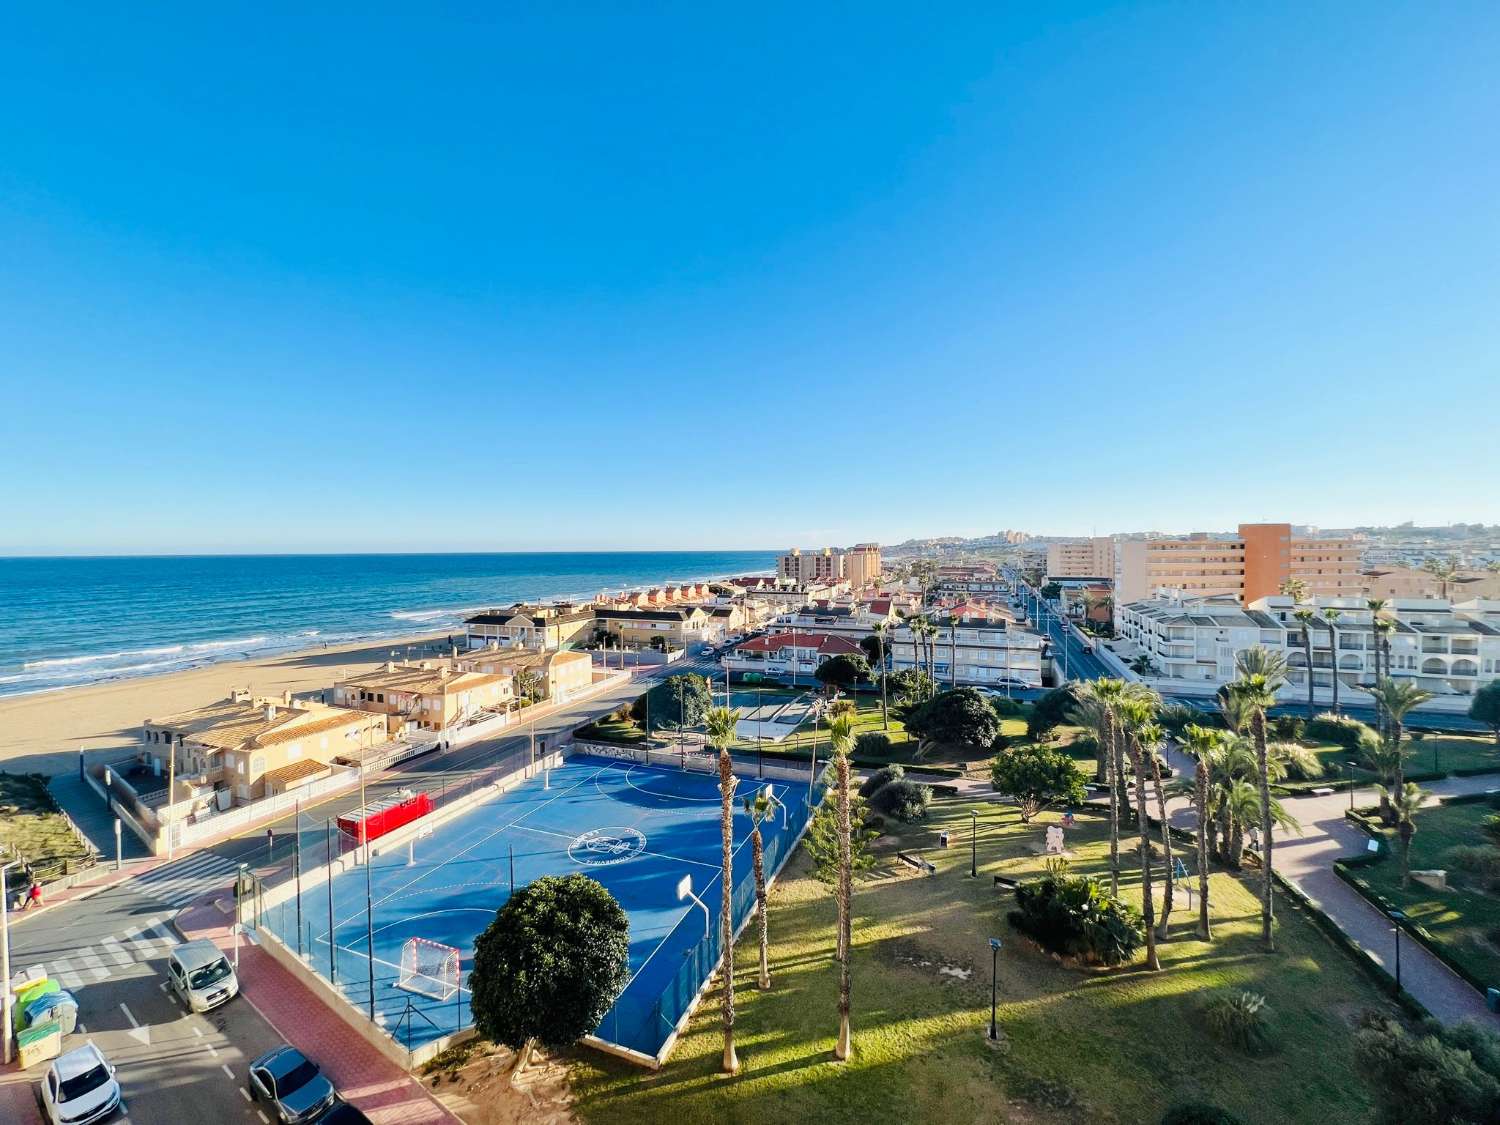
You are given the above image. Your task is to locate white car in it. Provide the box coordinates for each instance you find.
[38,1041,122,1125]
[167,938,239,1012]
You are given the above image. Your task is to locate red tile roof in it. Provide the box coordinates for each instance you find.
[732,633,861,656]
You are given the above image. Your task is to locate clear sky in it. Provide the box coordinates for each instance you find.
[3,4,1498,554]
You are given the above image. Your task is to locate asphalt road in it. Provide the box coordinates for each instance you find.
[7,877,285,1124]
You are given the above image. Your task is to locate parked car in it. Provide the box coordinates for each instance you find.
[248,1046,336,1124]
[315,1100,372,1124]
[167,938,239,1012]
[37,1041,121,1125]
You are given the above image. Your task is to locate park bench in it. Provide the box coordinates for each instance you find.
[898,851,936,875]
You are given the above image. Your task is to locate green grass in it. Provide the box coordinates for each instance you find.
[568,797,1391,1125]
[1277,735,1500,795]
[1350,799,1500,991]
[0,772,95,881]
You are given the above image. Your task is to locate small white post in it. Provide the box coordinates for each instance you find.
[232,922,242,970]
[114,818,122,872]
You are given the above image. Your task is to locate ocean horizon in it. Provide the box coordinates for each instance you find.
[0,550,778,699]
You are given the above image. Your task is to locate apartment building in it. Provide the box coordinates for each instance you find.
[889,611,1044,688]
[463,603,596,651]
[593,606,713,649]
[457,647,594,702]
[843,543,883,589]
[332,662,512,734]
[767,602,901,642]
[723,632,863,685]
[1363,566,1500,602]
[142,691,385,805]
[1115,523,1362,605]
[778,547,846,584]
[1115,595,1500,697]
[1046,537,1115,579]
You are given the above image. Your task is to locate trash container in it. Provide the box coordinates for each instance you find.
[16,1018,61,1068]
[26,990,78,1037]
[1488,988,1500,1013]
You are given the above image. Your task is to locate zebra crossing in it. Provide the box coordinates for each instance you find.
[31,916,181,991]
[131,851,242,909]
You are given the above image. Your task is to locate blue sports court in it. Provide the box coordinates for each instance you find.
[257,750,820,1059]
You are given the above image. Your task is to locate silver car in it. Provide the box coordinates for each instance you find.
[167,938,239,1012]
[248,1045,336,1124]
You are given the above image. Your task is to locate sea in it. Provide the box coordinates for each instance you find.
[0,551,778,699]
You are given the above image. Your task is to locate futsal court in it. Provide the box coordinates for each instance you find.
[260,750,819,1057]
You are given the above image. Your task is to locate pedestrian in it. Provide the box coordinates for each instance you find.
[1247,825,1261,853]
[22,879,43,911]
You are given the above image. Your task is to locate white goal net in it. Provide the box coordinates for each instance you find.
[397,937,461,1001]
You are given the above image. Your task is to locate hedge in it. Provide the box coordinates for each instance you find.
[1450,765,1500,778]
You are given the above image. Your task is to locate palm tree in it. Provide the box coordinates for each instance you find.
[1139,720,1176,940]
[872,621,891,731]
[1120,696,1161,970]
[1294,608,1317,713]
[1323,607,1344,716]
[1228,646,1288,952]
[828,710,857,1060]
[742,787,782,989]
[1364,679,1433,800]
[705,704,740,1074]
[1280,577,1310,605]
[1387,781,1423,888]
[1179,725,1219,940]
[1422,556,1459,600]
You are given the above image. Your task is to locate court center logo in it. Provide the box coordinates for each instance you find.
[568,826,647,866]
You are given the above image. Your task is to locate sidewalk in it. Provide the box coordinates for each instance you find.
[175,891,457,1124]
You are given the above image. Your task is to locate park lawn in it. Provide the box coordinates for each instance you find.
[568,797,1389,1125]
[1350,799,1500,993]
[1299,734,1500,789]
[0,772,95,878]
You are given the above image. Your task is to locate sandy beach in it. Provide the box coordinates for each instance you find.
[0,631,449,776]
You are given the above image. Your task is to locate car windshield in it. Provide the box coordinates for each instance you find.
[59,1063,111,1102]
[188,958,232,989]
[273,1059,319,1096]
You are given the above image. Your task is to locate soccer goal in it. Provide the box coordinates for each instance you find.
[397,937,461,1001]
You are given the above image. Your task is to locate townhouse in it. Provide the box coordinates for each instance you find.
[331,661,513,734]
[723,632,864,686]
[888,610,1045,688]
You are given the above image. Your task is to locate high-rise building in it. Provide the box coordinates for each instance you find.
[777,547,845,584]
[1046,537,1115,579]
[1115,523,1362,605]
[843,543,883,588]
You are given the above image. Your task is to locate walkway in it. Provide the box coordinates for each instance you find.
[175,890,457,1124]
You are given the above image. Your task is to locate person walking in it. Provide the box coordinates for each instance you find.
[21,880,43,911]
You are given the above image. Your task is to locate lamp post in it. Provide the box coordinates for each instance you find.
[987,936,1001,1040]
[969,810,979,878]
[1,860,14,1064]
[1390,909,1406,988]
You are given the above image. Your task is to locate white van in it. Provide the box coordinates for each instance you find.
[167,939,239,1012]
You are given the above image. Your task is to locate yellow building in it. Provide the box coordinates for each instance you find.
[142,691,385,806]
[594,606,711,649]
[331,662,512,735]
[458,647,594,702]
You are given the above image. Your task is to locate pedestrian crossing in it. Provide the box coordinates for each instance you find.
[30,916,181,991]
[132,851,242,909]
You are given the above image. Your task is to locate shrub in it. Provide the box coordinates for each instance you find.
[1162,1104,1248,1125]
[1443,844,1500,877]
[989,696,1026,718]
[1009,862,1144,965]
[868,779,931,823]
[1159,702,1209,736]
[858,763,904,799]
[1204,990,1272,1055]
[1485,814,1500,845]
[1305,713,1376,750]
[853,731,894,759]
[1272,714,1306,742]
[1026,684,1082,741]
[1354,1014,1500,1125]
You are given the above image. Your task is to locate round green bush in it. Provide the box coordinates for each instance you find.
[858,763,905,799]
[868,778,931,822]
[854,731,894,759]
[1161,1103,1247,1125]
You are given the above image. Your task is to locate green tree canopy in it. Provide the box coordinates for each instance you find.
[888,669,934,707]
[858,633,886,667]
[815,653,869,693]
[1470,681,1500,746]
[633,673,711,732]
[804,788,879,885]
[991,744,1087,822]
[469,874,630,1056]
[905,687,1001,751]
[1027,682,1083,741]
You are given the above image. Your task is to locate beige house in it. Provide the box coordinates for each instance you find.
[331,662,512,735]
[594,606,711,649]
[457,647,594,703]
[142,691,384,806]
[462,603,596,651]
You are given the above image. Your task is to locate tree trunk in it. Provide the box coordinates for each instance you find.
[1205,800,1219,867]
[1152,752,1174,940]
[1400,825,1413,889]
[1130,739,1161,971]
[718,748,739,1075]
[1106,714,1120,897]
[1195,760,1211,941]
[1227,817,1244,869]
[752,826,770,989]
[1252,711,1275,952]
[835,751,853,1060]
[1392,719,1406,797]
[1094,716,1108,784]
[509,1037,537,1085]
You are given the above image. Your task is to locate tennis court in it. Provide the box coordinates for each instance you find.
[257,750,820,1059]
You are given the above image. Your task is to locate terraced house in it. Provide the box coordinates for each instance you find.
[331,661,512,735]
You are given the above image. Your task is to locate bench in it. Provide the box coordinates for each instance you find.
[898,851,937,875]
[992,874,1020,889]
[1311,787,1336,796]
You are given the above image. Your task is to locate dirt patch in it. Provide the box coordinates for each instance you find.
[422,1039,577,1125]
[887,940,975,982]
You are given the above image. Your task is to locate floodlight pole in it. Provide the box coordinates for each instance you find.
[326,818,337,986]
[969,810,978,878]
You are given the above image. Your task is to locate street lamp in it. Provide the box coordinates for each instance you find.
[1390,909,1407,989]
[969,810,978,878]
[987,937,1002,1040]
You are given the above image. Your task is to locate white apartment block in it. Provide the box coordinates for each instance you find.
[889,614,1044,688]
[1046,537,1115,579]
[1115,595,1500,697]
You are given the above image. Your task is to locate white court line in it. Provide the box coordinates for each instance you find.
[509,822,723,873]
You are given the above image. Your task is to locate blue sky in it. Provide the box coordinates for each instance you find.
[3,4,1498,554]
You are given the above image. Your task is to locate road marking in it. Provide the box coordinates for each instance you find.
[223,1064,236,1080]
[122,925,159,959]
[205,1042,218,1057]
[76,948,111,982]
[240,1087,252,1102]
[192,1026,204,1038]
[100,937,135,968]
[258,1112,269,1124]
[119,1002,150,1045]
